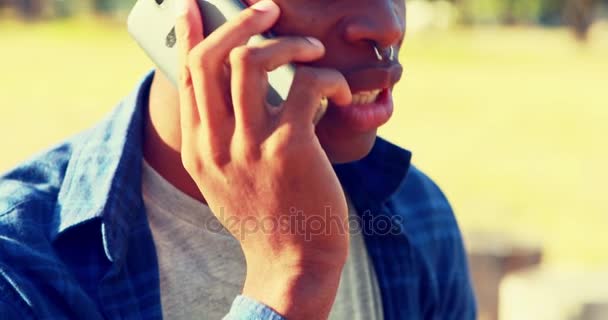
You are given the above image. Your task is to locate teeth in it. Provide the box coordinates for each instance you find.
[351,89,381,105]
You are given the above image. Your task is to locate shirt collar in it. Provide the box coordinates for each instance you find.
[53,69,412,260]
[334,138,412,211]
[54,71,154,262]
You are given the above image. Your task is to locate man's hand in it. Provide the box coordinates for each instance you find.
[174,0,352,318]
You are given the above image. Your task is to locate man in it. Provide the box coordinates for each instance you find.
[0,0,476,319]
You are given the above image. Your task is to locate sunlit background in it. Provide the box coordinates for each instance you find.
[1,0,607,319]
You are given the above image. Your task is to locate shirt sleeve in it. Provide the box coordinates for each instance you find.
[401,166,478,319]
[437,233,478,320]
[223,295,286,320]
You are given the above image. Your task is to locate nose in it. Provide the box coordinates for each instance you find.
[342,1,405,49]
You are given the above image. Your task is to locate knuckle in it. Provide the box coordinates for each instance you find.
[187,53,201,71]
[187,46,208,70]
[229,47,246,65]
[178,67,192,88]
[181,154,202,176]
[229,46,260,67]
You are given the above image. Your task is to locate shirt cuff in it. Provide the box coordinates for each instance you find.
[223,295,286,320]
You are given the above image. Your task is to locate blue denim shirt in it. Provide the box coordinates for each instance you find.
[0,71,476,319]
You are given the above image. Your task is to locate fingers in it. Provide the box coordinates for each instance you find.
[181,0,281,143]
[175,0,348,151]
[192,0,281,74]
[175,0,204,144]
[175,0,203,53]
[230,37,326,137]
[281,67,352,128]
[254,37,326,72]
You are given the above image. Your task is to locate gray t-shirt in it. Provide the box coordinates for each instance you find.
[142,160,383,319]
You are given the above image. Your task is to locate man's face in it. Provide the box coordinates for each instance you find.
[265,0,406,163]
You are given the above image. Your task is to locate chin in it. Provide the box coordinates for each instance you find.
[317,129,378,164]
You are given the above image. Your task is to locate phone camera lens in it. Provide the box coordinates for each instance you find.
[166,27,176,48]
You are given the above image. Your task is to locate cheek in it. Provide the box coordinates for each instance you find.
[271,1,335,37]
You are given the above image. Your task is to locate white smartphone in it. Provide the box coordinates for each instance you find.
[127,0,295,105]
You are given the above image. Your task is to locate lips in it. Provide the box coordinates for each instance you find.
[323,63,402,132]
[341,63,403,94]
[325,87,394,133]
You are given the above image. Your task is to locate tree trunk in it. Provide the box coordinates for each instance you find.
[564,0,597,41]
[502,0,517,25]
[19,0,43,19]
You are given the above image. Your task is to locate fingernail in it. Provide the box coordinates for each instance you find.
[251,0,277,12]
[175,0,188,17]
[305,37,323,48]
[313,97,328,125]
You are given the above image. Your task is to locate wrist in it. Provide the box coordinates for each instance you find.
[242,258,345,320]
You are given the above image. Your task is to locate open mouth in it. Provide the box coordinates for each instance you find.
[351,89,382,105]
[342,62,403,105]
[325,88,393,133]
